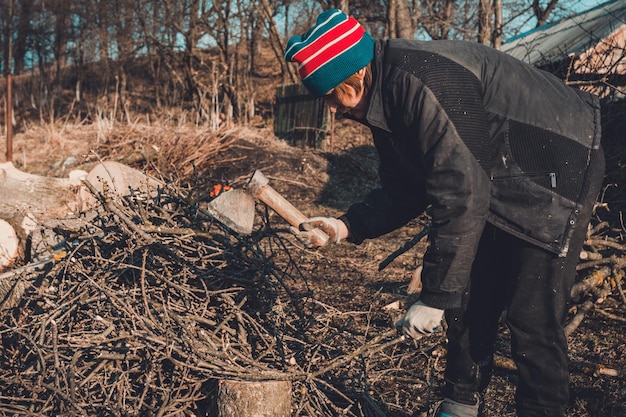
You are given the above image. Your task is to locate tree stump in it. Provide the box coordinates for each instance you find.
[211,379,292,417]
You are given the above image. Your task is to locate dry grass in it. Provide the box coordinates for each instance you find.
[2,113,275,186]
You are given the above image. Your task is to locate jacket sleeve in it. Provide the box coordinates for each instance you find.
[397,67,492,310]
[419,130,491,310]
[339,136,428,244]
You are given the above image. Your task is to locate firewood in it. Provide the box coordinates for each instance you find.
[0,161,85,219]
[0,219,18,269]
[0,161,161,270]
[565,284,612,336]
[494,354,619,377]
[571,267,611,301]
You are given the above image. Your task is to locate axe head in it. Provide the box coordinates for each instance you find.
[205,189,255,235]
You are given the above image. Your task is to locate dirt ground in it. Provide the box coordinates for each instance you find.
[208,121,626,417]
[3,119,626,417]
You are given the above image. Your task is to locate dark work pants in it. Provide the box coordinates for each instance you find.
[442,151,605,417]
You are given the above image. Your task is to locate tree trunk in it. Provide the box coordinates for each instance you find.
[211,379,292,417]
[395,0,415,39]
[533,0,559,27]
[14,0,33,75]
[477,0,491,45]
[336,0,349,14]
[492,0,503,49]
[387,0,397,38]
[0,161,161,270]
[258,0,298,85]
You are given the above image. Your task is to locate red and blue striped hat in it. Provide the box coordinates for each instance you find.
[284,9,375,98]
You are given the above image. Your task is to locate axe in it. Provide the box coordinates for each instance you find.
[206,170,329,245]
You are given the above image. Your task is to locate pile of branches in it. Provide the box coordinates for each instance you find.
[0,180,419,417]
[0,176,624,416]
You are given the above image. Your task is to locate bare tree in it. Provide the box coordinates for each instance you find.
[477,0,491,45]
[260,0,298,84]
[13,0,33,75]
[94,0,112,76]
[48,0,72,111]
[533,0,559,27]
[1,0,612,132]
[0,0,14,76]
[493,0,503,48]
[477,0,503,47]
[419,0,456,40]
[388,0,416,39]
[327,0,349,13]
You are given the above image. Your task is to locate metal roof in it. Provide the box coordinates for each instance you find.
[501,0,626,66]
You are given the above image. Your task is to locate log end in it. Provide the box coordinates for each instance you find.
[0,219,19,269]
[207,379,292,417]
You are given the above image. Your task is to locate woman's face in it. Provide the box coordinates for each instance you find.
[323,85,366,119]
[322,68,368,119]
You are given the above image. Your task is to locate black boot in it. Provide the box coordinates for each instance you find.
[432,397,480,417]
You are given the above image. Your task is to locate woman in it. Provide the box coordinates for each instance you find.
[286,9,605,417]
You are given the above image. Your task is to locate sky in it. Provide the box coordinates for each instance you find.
[502,0,618,41]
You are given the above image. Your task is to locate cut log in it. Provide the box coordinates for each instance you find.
[79,160,162,210]
[211,379,292,417]
[0,219,18,268]
[0,162,86,219]
[0,161,162,218]
[0,161,162,270]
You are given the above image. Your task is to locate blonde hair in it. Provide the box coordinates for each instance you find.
[333,64,372,99]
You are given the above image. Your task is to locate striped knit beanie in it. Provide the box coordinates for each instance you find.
[284,9,375,98]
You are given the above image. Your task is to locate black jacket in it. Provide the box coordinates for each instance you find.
[340,39,604,309]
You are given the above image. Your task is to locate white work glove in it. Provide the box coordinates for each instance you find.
[396,300,445,339]
[290,217,344,248]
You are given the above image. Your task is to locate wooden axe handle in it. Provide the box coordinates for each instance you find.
[248,170,329,246]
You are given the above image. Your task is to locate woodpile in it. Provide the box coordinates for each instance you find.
[567,216,626,337]
[0,177,412,416]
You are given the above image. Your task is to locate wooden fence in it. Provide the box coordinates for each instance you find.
[274,83,331,149]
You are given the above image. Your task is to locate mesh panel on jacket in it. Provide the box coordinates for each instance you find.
[388,48,493,173]
[508,120,590,202]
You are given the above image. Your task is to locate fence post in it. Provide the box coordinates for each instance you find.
[5,73,13,162]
